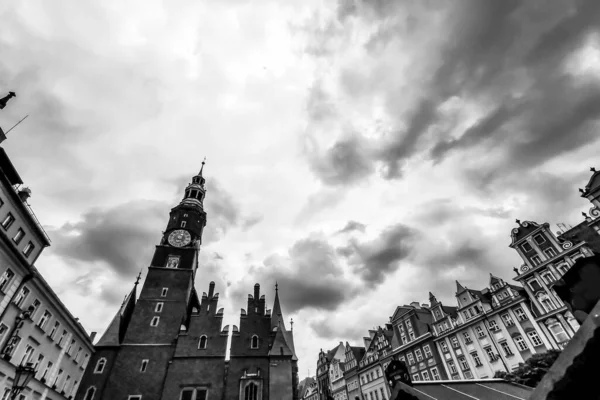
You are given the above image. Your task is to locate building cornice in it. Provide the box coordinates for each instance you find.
[514,242,585,281]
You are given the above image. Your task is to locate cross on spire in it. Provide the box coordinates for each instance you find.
[135,269,142,285]
[199,157,206,176]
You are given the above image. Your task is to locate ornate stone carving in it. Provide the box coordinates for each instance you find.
[562,241,573,249]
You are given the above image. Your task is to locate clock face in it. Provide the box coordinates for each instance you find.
[168,229,192,247]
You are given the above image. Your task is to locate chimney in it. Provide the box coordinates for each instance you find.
[421,302,429,308]
[254,283,260,300]
[90,331,97,343]
[208,281,215,297]
[410,301,420,309]
[18,187,31,202]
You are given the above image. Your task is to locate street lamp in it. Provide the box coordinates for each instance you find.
[9,362,35,400]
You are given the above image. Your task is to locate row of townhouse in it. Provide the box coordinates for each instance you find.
[0,144,95,400]
[312,167,600,399]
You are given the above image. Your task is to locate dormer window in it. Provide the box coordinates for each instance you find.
[251,335,259,349]
[533,234,546,245]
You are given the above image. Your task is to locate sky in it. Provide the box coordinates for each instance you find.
[1,0,600,381]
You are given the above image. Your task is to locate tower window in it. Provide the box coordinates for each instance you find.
[94,358,106,374]
[199,335,207,349]
[23,241,35,257]
[244,382,258,400]
[181,221,187,228]
[161,288,168,297]
[150,317,160,327]
[83,387,96,400]
[155,303,163,313]
[251,335,259,349]
[521,242,533,252]
[140,359,149,372]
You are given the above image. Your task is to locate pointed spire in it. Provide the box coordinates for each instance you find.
[199,156,206,177]
[429,291,438,305]
[271,282,285,330]
[456,280,466,293]
[135,269,142,285]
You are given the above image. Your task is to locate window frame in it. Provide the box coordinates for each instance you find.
[23,241,35,257]
[155,302,164,313]
[1,212,15,230]
[521,242,533,252]
[533,234,546,245]
[423,344,432,358]
[544,247,557,258]
[527,330,543,347]
[94,358,106,374]
[161,288,168,297]
[13,228,25,244]
[251,335,259,349]
[140,359,149,373]
[83,387,96,400]
[514,335,528,351]
[471,351,482,367]
[199,335,208,349]
[0,268,15,292]
[531,255,542,266]
[430,367,440,380]
[150,316,160,327]
[447,360,457,374]
[514,307,527,321]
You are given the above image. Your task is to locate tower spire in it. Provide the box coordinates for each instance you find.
[135,269,142,285]
[199,157,206,177]
[271,282,285,330]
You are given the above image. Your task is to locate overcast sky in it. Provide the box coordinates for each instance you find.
[1,0,600,380]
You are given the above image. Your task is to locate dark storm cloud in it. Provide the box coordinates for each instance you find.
[230,237,360,313]
[305,0,600,187]
[48,200,168,278]
[338,224,416,286]
[337,220,366,234]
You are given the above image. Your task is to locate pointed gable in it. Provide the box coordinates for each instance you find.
[271,284,285,330]
[268,321,294,357]
[96,284,137,347]
[455,280,466,294]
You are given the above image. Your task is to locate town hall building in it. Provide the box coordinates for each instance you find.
[74,164,298,400]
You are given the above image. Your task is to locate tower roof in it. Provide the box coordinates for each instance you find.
[269,320,295,358]
[271,282,285,330]
[96,282,137,347]
[455,280,466,294]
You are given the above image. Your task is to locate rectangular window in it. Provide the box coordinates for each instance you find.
[13,228,25,244]
[13,286,30,308]
[500,341,513,356]
[471,352,482,367]
[128,396,142,400]
[49,321,60,339]
[431,367,440,380]
[140,359,149,372]
[423,345,432,358]
[415,349,423,361]
[542,272,556,285]
[527,330,544,347]
[2,213,15,230]
[463,332,472,343]
[485,347,496,361]
[463,311,470,320]
[501,313,515,327]
[451,336,460,348]
[75,347,82,362]
[514,307,527,321]
[21,344,34,365]
[531,255,542,266]
[521,242,533,252]
[544,247,557,258]
[161,288,168,297]
[155,302,163,312]
[30,299,41,319]
[408,331,415,340]
[41,361,53,381]
[448,361,457,374]
[0,268,15,292]
[53,368,63,386]
[58,330,67,347]
[440,341,448,352]
[458,356,469,370]
[23,241,35,257]
[150,316,160,327]
[406,353,414,365]
[421,370,430,381]
[181,221,187,228]
[38,310,51,330]
[475,326,485,338]
[488,319,499,331]
[62,375,71,392]
[35,353,44,369]
[67,339,76,355]
[464,370,473,379]
[514,335,528,351]
[412,374,420,382]
[533,234,546,245]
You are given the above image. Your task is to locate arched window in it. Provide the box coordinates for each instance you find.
[251,335,259,349]
[244,382,258,400]
[94,358,106,374]
[564,312,580,332]
[537,293,555,313]
[83,386,96,400]
[199,335,207,349]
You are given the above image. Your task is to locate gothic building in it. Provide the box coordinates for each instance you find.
[74,165,298,400]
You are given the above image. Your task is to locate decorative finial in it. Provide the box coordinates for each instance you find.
[0,92,16,110]
[290,317,294,331]
[275,281,279,292]
[135,269,142,285]
[591,167,596,172]
[582,212,589,218]
[513,267,518,274]
[515,219,521,225]
[580,188,585,194]
[199,157,206,176]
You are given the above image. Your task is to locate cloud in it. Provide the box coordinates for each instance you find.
[230,236,360,314]
[337,220,366,234]
[338,223,416,287]
[302,0,600,188]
